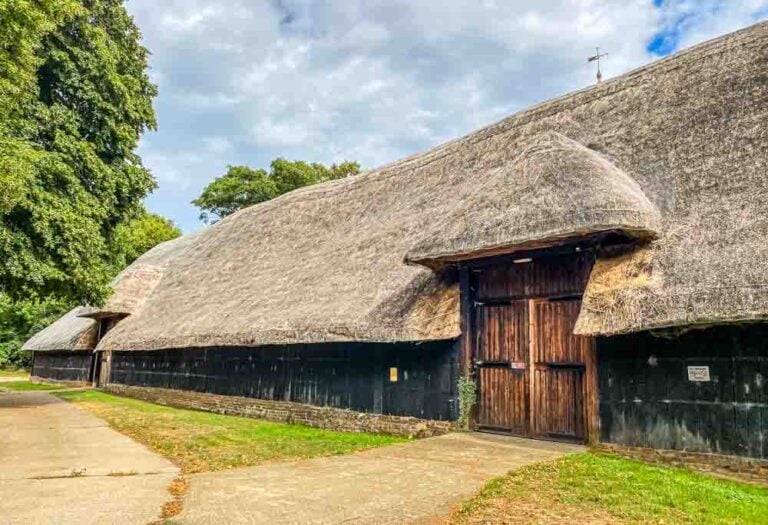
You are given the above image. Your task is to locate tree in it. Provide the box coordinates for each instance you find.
[0,209,179,370]
[111,210,182,269]
[0,295,70,370]
[193,159,361,223]
[0,1,78,216]
[0,0,157,305]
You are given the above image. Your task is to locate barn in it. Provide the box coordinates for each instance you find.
[24,22,768,457]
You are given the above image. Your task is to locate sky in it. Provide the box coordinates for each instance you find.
[126,0,768,232]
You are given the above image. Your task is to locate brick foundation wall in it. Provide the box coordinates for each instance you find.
[105,384,453,438]
[597,443,768,486]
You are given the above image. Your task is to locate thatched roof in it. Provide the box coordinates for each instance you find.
[30,21,767,353]
[22,307,97,352]
[23,234,199,352]
[79,232,201,319]
[405,131,661,267]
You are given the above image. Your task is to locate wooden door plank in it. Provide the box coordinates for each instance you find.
[475,302,530,434]
[528,299,536,435]
[458,266,474,377]
[584,338,600,444]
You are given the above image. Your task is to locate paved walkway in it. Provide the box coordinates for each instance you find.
[0,390,179,524]
[181,432,582,524]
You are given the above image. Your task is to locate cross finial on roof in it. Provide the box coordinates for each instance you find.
[587,47,608,84]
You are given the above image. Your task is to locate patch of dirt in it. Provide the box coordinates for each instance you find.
[451,493,620,524]
[152,476,188,524]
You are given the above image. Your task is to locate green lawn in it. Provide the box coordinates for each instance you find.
[452,452,768,524]
[0,380,65,391]
[0,369,29,378]
[54,390,406,473]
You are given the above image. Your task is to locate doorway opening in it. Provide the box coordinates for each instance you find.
[464,251,598,443]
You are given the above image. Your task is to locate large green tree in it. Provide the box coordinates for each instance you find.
[0,0,157,305]
[0,0,77,217]
[193,159,361,223]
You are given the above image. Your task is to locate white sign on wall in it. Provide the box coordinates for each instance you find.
[687,366,711,382]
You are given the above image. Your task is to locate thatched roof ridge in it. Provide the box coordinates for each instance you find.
[62,21,767,351]
[22,307,97,352]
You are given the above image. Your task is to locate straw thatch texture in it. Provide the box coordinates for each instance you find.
[87,21,768,350]
[79,233,201,319]
[22,307,97,352]
[23,234,200,352]
[405,131,661,267]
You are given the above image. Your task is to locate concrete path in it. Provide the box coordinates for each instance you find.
[0,390,179,525]
[181,432,582,524]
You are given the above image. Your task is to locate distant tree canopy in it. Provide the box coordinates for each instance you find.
[0,294,69,369]
[0,0,158,305]
[193,159,361,223]
[111,210,182,269]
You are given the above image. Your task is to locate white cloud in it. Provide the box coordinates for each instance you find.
[160,5,225,33]
[202,137,232,154]
[127,0,767,231]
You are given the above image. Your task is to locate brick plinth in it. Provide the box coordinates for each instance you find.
[105,384,452,438]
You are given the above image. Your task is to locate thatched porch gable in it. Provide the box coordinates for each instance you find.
[405,131,661,268]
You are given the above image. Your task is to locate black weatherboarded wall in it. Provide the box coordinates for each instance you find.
[32,352,92,383]
[110,341,459,421]
[599,324,768,458]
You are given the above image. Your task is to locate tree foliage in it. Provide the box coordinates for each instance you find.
[0,210,180,370]
[0,295,70,369]
[193,159,361,223]
[0,0,78,216]
[0,0,158,305]
[111,210,182,268]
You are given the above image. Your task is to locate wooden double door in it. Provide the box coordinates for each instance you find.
[469,253,597,443]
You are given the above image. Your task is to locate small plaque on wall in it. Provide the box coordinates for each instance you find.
[510,362,526,370]
[389,367,398,382]
[687,366,711,382]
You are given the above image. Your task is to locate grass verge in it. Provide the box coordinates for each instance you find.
[451,452,768,524]
[54,389,406,473]
[0,369,29,378]
[0,380,65,391]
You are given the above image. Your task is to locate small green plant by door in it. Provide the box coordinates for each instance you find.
[457,375,477,430]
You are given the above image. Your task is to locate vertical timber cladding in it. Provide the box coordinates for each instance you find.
[467,251,598,443]
[599,325,768,458]
[31,351,93,383]
[110,341,459,421]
